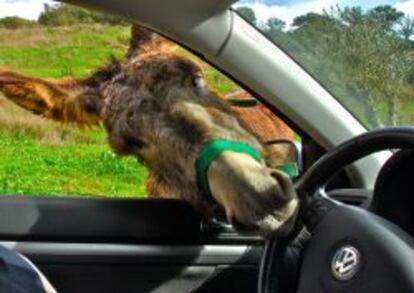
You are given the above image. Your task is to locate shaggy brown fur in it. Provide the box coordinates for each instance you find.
[0,26,298,237]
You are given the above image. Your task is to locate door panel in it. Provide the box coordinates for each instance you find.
[0,196,201,243]
[0,196,263,292]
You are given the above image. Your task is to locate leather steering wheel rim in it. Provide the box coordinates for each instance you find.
[258,127,414,293]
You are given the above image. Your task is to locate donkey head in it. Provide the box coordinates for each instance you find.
[0,26,298,237]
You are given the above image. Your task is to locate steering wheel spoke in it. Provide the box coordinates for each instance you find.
[299,193,337,231]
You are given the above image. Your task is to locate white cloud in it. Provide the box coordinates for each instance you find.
[395,0,414,16]
[0,0,54,20]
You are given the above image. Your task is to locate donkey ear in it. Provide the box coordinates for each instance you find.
[127,24,177,57]
[0,71,102,127]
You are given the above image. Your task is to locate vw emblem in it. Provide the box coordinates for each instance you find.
[331,246,360,281]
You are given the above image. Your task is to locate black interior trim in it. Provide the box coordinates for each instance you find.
[327,188,372,207]
[0,196,202,244]
[0,241,262,265]
[373,150,414,236]
[0,196,264,245]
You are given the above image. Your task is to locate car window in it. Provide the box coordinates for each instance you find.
[233,1,414,130]
[0,3,296,198]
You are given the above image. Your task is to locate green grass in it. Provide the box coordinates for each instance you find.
[0,128,147,197]
[0,46,126,77]
[0,89,148,197]
[0,25,129,78]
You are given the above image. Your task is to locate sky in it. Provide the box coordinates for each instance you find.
[0,0,413,26]
[0,0,54,20]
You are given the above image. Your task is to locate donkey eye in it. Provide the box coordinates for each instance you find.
[191,76,204,89]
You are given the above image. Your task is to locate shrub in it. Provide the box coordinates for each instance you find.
[38,3,128,26]
[0,16,37,29]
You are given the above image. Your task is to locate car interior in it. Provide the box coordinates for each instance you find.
[0,0,413,292]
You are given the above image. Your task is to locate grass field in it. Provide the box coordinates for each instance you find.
[0,25,237,197]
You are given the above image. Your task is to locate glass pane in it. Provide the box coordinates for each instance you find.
[234,1,414,129]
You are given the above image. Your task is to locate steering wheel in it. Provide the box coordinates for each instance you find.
[258,127,414,293]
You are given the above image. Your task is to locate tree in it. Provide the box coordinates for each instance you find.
[336,8,411,126]
[292,12,335,28]
[368,5,404,31]
[289,12,339,59]
[38,3,128,26]
[399,16,414,41]
[335,7,411,126]
[0,16,36,29]
[288,6,412,127]
[236,6,257,26]
[337,6,364,25]
[266,17,285,32]
[261,17,287,46]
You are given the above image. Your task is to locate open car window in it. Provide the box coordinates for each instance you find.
[0,3,297,198]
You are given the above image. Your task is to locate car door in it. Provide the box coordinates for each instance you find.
[0,196,263,293]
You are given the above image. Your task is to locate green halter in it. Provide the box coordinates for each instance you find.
[195,139,300,201]
[195,139,262,201]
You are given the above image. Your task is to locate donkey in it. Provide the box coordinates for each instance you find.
[0,25,298,237]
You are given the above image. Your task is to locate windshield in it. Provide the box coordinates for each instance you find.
[233,1,414,130]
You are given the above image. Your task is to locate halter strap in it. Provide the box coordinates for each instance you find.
[195,139,262,201]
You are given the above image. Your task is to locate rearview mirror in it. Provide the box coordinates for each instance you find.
[265,139,302,179]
